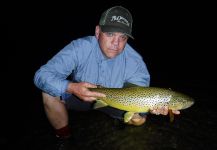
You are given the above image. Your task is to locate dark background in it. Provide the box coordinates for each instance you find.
[3,1,216,147]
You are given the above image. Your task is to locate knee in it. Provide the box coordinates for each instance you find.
[126,114,147,126]
[131,117,146,126]
[42,92,61,107]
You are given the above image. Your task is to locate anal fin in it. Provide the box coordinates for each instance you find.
[124,112,135,123]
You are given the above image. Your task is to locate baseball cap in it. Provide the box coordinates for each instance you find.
[99,6,134,39]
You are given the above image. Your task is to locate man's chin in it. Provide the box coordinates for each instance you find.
[106,53,119,59]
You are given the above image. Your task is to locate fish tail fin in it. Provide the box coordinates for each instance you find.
[169,109,175,122]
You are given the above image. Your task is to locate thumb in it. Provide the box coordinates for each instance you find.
[83,82,97,88]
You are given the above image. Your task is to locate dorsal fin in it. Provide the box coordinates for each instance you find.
[123,82,141,88]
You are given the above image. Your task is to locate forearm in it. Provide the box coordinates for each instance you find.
[34,68,69,97]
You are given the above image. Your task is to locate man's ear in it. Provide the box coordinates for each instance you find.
[95,25,100,39]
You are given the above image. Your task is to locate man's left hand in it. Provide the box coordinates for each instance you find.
[150,106,180,115]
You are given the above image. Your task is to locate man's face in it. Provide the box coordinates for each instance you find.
[95,26,128,59]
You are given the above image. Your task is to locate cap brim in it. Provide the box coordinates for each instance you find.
[100,25,134,39]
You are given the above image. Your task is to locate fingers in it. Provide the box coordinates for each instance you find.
[69,82,106,102]
[84,90,106,99]
[81,96,98,101]
[150,106,181,116]
[82,83,106,97]
[83,82,98,88]
[172,110,180,115]
[78,90,106,102]
[150,106,168,115]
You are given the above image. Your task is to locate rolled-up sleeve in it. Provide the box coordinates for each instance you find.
[33,42,78,96]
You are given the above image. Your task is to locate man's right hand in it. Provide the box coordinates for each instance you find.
[66,82,106,102]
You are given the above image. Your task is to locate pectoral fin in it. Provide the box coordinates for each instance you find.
[93,100,108,109]
[124,112,135,123]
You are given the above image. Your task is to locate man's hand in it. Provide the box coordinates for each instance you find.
[150,106,180,115]
[66,82,106,102]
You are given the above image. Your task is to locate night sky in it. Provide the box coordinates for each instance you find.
[3,1,216,141]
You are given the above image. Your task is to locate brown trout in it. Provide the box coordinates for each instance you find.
[91,86,194,123]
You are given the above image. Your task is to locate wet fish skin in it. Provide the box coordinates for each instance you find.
[91,86,194,122]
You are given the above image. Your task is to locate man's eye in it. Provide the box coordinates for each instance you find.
[121,35,128,40]
[106,32,114,36]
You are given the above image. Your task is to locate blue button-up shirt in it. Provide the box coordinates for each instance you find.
[34,36,150,97]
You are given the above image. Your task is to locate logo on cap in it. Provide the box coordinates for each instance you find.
[111,16,130,26]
